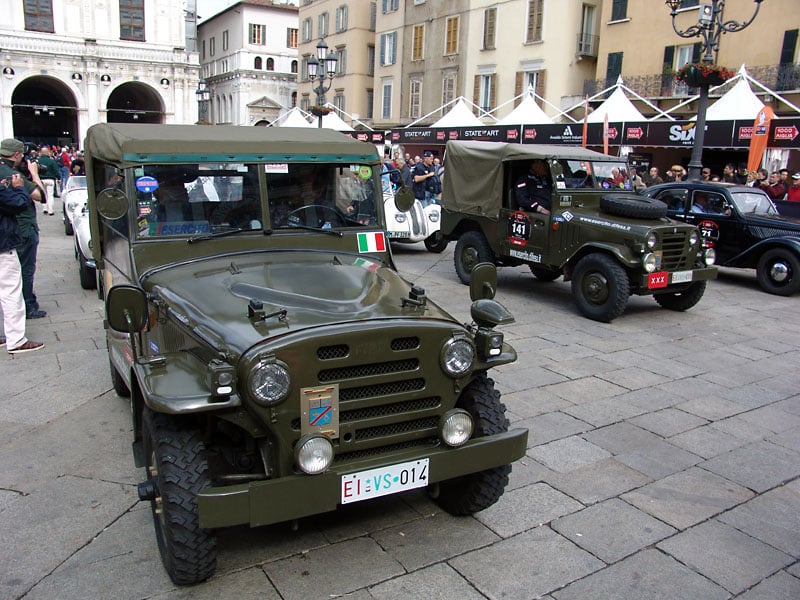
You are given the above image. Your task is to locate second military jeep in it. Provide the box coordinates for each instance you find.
[440,141,717,322]
[85,124,526,585]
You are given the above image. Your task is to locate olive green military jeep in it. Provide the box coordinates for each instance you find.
[85,123,526,585]
[440,141,717,322]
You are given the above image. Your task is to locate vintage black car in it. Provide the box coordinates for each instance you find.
[643,182,800,296]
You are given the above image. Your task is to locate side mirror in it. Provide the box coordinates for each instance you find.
[96,187,128,220]
[469,262,497,301]
[106,284,148,334]
[394,186,415,212]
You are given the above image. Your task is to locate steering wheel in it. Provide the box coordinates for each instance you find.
[285,204,348,228]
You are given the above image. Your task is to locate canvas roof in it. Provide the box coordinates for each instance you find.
[586,86,646,123]
[497,92,552,125]
[431,98,485,127]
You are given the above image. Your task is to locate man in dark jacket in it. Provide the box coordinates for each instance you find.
[0,138,46,318]
[0,173,44,353]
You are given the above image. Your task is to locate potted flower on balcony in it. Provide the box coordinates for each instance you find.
[674,62,735,87]
[309,105,331,117]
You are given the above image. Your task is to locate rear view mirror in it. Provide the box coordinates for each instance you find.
[394,186,415,212]
[96,188,128,220]
[106,285,148,333]
[470,262,498,301]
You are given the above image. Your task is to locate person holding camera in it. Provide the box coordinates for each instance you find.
[0,172,45,353]
[0,138,47,319]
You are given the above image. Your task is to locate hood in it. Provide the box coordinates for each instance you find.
[742,212,800,237]
[144,251,454,354]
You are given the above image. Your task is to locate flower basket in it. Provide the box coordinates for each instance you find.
[675,63,734,87]
[309,105,331,117]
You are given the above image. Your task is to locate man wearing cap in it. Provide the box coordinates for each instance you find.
[515,160,552,214]
[787,173,800,202]
[0,172,45,353]
[413,151,438,207]
[0,138,47,319]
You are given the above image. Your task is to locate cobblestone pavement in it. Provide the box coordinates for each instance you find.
[1,207,799,599]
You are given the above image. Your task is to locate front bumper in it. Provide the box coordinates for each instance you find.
[197,427,528,528]
[635,265,717,294]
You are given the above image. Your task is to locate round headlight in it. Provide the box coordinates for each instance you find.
[249,362,290,406]
[441,339,474,378]
[704,247,716,265]
[428,210,440,223]
[646,232,657,249]
[395,213,407,223]
[441,409,473,447]
[642,252,658,273]
[689,230,699,247]
[295,435,333,474]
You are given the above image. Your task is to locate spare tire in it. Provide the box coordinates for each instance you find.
[600,194,668,220]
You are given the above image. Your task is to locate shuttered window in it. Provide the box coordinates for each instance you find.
[483,8,496,50]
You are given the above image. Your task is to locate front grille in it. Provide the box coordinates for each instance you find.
[319,358,419,382]
[276,328,459,467]
[661,232,690,270]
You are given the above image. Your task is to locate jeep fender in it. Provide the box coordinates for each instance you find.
[723,235,800,269]
[562,242,639,281]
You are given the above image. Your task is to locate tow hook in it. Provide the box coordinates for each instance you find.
[137,478,158,501]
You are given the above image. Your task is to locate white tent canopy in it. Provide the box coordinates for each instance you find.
[497,90,552,125]
[586,85,646,123]
[430,97,485,127]
[319,111,353,131]
[273,107,313,128]
[704,66,764,120]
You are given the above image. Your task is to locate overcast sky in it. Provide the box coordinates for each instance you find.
[196,0,235,23]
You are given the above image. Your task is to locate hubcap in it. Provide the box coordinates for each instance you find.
[770,261,790,283]
[463,247,479,272]
[584,272,609,305]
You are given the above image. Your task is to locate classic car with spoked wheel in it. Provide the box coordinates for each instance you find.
[642,182,800,296]
[439,141,717,322]
[61,175,87,236]
[85,124,526,585]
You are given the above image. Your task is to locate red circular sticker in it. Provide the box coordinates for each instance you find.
[697,219,720,247]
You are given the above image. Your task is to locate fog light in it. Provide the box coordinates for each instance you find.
[475,328,504,358]
[441,409,473,447]
[295,435,334,474]
[395,213,407,223]
[206,359,236,397]
[428,209,440,223]
[643,252,658,273]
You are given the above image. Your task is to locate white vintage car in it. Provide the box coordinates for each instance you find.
[73,208,96,290]
[61,175,87,236]
[383,188,448,253]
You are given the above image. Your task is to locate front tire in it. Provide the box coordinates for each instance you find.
[756,249,800,296]
[432,374,512,515]
[654,281,706,311]
[78,250,97,290]
[424,231,448,253]
[454,231,494,284]
[142,409,217,585]
[571,253,629,322]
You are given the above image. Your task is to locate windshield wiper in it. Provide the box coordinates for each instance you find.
[188,228,250,243]
[275,223,343,237]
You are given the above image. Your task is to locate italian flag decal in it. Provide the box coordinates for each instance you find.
[357,231,386,253]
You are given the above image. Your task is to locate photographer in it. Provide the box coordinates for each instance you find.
[0,138,47,319]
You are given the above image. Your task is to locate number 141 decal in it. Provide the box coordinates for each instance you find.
[508,211,531,247]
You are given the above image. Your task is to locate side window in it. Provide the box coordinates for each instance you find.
[655,188,687,212]
[702,191,730,215]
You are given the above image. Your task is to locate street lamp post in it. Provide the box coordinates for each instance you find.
[196,79,210,125]
[307,38,338,127]
[666,0,764,181]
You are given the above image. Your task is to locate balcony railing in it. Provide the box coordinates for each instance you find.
[576,33,598,58]
[583,63,800,99]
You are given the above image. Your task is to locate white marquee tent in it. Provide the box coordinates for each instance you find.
[586,85,646,123]
[430,97,485,127]
[273,107,314,128]
[704,66,764,120]
[497,91,553,125]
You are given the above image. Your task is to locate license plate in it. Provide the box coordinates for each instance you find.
[671,270,693,284]
[387,231,405,238]
[341,458,429,504]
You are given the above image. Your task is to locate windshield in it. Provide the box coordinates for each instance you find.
[132,162,380,239]
[729,190,779,215]
[554,160,633,191]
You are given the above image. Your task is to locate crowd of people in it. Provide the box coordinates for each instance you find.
[642,162,800,200]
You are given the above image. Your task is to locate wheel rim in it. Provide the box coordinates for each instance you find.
[462,247,480,273]
[582,271,609,305]
[769,260,790,284]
